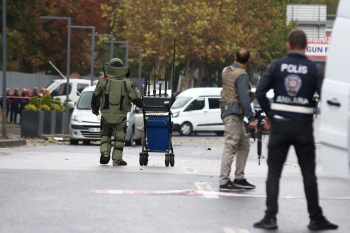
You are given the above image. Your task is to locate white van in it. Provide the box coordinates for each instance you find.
[171,88,224,136]
[44,79,91,103]
[319,0,350,178]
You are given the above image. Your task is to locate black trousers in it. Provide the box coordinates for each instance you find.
[265,119,323,220]
[10,107,19,123]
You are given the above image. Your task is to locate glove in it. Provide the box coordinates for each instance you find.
[92,109,99,116]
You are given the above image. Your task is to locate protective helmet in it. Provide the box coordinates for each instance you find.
[107,58,124,67]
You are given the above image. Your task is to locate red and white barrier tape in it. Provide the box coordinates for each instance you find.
[92,189,264,198]
[91,189,350,200]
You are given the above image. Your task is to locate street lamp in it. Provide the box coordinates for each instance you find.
[88,34,114,60]
[70,25,95,85]
[2,0,7,137]
[40,16,71,134]
[120,46,142,90]
[104,40,129,67]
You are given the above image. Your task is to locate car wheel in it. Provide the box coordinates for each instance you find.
[215,131,224,136]
[125,130,134,146]
[70,139,79,145]
[179,122,193,136]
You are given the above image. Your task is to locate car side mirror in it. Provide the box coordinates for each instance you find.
[67,102,75,109]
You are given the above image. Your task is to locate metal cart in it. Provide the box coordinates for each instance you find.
[139,96,175,167]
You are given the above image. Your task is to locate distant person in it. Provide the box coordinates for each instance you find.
[0,88,11,121]
[10,88,20,124]
[91,58,144,166]
[19,88,30,124]
[31,87,40,97]
[254,29,338,230]
[219,48,257,192]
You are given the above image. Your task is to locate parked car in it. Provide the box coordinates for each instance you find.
[44,79,91,103]
[171,88,223,136]
[68,86,141,145]
[320,0,350,178]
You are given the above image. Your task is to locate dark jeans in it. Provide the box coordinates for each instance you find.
[265,119,323,220]
[10,107,19,123]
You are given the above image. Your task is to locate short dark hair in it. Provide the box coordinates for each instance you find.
[288,29,307,49]
[235,48,250,64]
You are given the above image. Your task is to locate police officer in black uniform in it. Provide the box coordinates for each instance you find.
[253,29,338,230]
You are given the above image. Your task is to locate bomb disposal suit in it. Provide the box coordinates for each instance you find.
[91,58,144,166]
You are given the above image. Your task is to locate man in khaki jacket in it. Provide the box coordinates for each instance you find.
[219,48,257,192]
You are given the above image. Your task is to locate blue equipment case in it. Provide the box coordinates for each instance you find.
[139,95,175,167]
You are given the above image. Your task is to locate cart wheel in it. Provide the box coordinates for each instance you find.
[139,156,144,166]
[165,154,170,167]
[139,153,144,166]
[143,154,148,166]
[170,155,175,167]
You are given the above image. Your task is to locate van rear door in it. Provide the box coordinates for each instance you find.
[320,0,350,178]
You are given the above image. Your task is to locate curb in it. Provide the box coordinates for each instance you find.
[0,139,27,148]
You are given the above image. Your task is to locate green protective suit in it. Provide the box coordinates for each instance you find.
[92,62,142,163]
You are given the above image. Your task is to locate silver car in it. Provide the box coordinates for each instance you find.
[69,86,141,145]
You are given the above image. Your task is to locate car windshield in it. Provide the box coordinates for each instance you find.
[77,91,93,110]
[45,81,58,90]
[171,97,192,109]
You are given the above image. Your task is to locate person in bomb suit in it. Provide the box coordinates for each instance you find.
[91,58,144,166]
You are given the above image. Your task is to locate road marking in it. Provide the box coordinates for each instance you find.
[223,227,250,233]
[92,189,350,200]
[195,182,218,198]
[183,167,196,173]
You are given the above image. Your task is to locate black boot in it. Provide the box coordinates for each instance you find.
[308,216,338,230]
[100,154,110,164]
[253,218,278,229]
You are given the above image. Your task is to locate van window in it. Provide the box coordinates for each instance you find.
[172,97,192,109]
[77,91,93,110]
[208,98,221,109]
[186,98,205,111]
[77,84,89,94]
[51,83,72,96]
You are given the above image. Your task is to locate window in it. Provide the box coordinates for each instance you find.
[77,84,89,94]
[171,97,192,109]
[188,98,205,111]
[77,91,93,110]
[208,98,221,109]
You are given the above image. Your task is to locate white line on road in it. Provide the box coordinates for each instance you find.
[223,227,250,233]
[183,167,196,173]
[195,182,218,198]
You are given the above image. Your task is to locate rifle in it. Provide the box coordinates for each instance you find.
[250,109,265,165]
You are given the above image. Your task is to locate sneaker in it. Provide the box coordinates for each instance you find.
[308,216,338,230]
[253,218,278,229]
[113,160,127,166]
[100,154,110,164]
[233,179,256,189]
[219,181,243,192]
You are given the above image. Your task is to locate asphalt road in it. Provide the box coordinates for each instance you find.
[0,117,349,233]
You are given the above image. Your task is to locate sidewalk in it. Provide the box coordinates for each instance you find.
[0,123,26,147]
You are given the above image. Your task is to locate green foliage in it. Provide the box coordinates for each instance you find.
[53,97,62,106]
[29,96,40,108]
[39,104,51,111]
[41,94,52,106]
[51,103,61,112]
[24,104,37,111]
